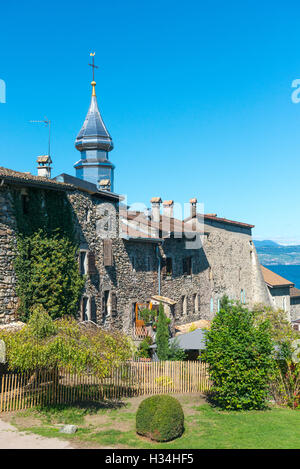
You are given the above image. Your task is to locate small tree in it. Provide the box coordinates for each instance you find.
[136,336,153,359]
[0,306,135,377]
[253,304,300,408]
[155,303,170,361]
[253,304,299,344]
[205,297,274,410]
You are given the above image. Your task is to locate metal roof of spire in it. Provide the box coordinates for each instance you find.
[75,63,113,153]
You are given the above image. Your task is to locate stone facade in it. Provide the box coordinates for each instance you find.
[185,215,271,310]
[290,288,300,322]
[0,171,273,337]
[0,188,18,323]
[266,285,291,322]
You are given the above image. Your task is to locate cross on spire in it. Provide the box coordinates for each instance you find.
[89,52,98,82]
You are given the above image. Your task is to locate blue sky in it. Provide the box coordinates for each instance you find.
[1,1,300,243]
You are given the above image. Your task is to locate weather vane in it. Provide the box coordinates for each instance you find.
[29,117,51,157]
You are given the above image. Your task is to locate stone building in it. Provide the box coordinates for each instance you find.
[290,287,300,322]
[0,74,274,337]
[260,265,294,321]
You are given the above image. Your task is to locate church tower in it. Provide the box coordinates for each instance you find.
[74,54,115,191]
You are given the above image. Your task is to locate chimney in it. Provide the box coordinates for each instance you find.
[99,179,111,191]
[190,198,197,218]
[163,200,174,218]
[150,197,162,223]
[37,155,52,178]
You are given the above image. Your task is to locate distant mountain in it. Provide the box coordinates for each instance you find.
[254,241,300,265]
[254,240,280,248]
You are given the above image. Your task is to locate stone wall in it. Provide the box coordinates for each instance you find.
[291,297,300,321]
[113,237,212,334]
[186,217,272,311]
[0,182,273,334]
[267,286,291,322]
[0,188,18,323]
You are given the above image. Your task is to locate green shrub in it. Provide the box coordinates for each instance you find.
[136,395,184,442]
[156,303,171,360]
[205,296,274,410]
[137,336,153,359]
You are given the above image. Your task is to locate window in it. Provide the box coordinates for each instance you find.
[81,297,89,321]
[166,257,173,276]
[240,289,246,304]
[130,255,136,271]
[183,256,192,275]
[193,293,199,312]
[87,251,97,274]
[21,194,29,214]
[182,296,187,315]
[217,298,220,312]
[111,291,117,316]
[85,208,91,223]
[103,290,110,323]
[180,295,187,315]
[210,298,214,313]
[283,297,287,312]
[103,209,111,232]
[103,239,113,266]
[79,251,88,275]
[91,297,97,323]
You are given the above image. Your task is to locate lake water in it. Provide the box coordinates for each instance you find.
[264,265,300,289]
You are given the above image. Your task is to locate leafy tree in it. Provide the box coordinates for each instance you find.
[137,336,153,359]
[0,306,134,377]
[155,303,171,361]
[155,304,186,361]
[168,340,187,361]
[253,304,299,345]
[14,230,85,321]
[253,304,300,408]
[205,296,274,410]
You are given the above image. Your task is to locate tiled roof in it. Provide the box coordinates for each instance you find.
[0,168,122,201]
[184,213,254,229]
[0,167,74,190]
[290,287,300,298]
[119,209,201,240]
[203,214,254,229]
[261,265,294,288]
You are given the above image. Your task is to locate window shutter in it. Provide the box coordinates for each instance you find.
[103,239,113,266]
[111,291,117,316]
[87,251,97,274]
[91,297,97,323]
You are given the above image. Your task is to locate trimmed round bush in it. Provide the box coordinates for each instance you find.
[136,395,184,442]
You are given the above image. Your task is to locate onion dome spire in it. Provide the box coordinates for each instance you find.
[75,79,113,153]
[74,53,115,191]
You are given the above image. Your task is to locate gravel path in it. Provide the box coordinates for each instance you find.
[0,419,74,449]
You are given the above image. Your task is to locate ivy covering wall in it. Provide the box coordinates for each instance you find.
[12,187,85,321]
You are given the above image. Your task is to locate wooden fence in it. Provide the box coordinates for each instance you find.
[0,361,211,412]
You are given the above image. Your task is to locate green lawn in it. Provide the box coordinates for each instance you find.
[3,394,300,449]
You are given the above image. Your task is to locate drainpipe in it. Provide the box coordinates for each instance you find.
[156,241,164,296]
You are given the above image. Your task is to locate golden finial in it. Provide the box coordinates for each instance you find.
[89,52,98,97]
